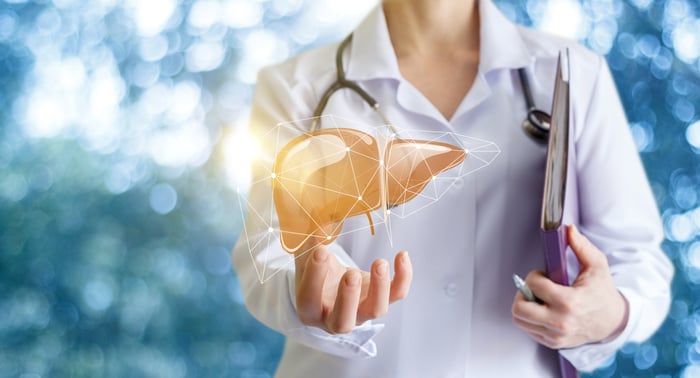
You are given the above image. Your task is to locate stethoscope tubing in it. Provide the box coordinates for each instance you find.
[311,33,551,144]
[311,35,397,135]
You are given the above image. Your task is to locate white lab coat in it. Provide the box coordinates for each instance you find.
[231,1,674,377]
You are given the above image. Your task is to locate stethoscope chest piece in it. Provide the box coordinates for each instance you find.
[522,108,550,144]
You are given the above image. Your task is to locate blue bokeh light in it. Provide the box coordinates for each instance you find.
[0,0,699,376]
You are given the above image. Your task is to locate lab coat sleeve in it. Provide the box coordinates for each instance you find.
[231,65,384,359]
[558,56,674,371]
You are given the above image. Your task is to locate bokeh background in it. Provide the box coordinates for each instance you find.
[1,0,699,376]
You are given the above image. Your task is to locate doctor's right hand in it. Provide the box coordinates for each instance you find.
[294,243,412,334]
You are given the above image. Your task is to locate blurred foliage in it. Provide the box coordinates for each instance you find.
[1,0,699,377]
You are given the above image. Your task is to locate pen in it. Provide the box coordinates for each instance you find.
[512,274,542,304]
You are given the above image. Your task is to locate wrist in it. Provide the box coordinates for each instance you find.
[599,291,629,344]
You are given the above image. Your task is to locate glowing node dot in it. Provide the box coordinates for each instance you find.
[271,173,277,179]
[379,160,384,165]
[391,133,396,138]
[345,147,350,152]
[464,149,469,154]
[357,195,362,200]
[326,235,332,240]
[432,176,436,180]
[268,227,274,233]
[386,209,391,214]
[415,145,422,150]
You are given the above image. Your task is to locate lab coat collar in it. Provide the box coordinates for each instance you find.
[345,0,533,81]
[477,0,533,72]
[346,5,401,81]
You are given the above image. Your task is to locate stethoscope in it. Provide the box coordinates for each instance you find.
[311,34,552,144]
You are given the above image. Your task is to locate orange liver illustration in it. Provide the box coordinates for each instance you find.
[272,128,467,254]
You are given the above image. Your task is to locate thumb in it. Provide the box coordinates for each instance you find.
[568,224,606,270]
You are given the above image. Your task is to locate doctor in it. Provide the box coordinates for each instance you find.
[232,0,674,376]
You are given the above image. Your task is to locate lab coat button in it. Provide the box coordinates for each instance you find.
[444,282,459,297]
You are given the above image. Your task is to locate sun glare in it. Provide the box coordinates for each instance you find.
[223,125,261,191]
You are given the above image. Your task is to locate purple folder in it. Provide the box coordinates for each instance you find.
[541,49,578,378]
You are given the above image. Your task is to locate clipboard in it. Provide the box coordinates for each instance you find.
[540,49,579,378]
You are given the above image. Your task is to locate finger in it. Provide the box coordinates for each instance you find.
[513,295,578,338]
[514,317,571,352]
[512,313,564,349]
[512,308,569,337]
[568,224,606,270]
[511,289,538,307]
[525,270,572,306]
[525,331,558,349]
[295,246,330,326]
[511,294,551,328]
[512,315,552,337]
[358,259,391,323]
[326,270,362,334]
[390,251,413,303]
[294,237,323,286]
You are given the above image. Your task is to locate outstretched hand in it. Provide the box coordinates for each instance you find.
[294,241,413,334]
[511,225,629,349]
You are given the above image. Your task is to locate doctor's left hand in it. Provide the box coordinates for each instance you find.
[294,239,413,335]
[511,225,629,349]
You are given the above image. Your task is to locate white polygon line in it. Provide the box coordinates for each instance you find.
[249,116,503,282]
